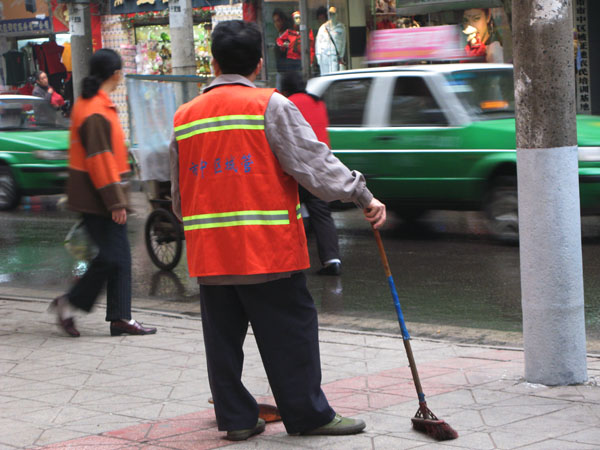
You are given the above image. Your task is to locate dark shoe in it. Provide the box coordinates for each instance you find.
[110,320,157,336]
[226,418,265,441]
[58,317,80,337]
[317,262,341,276]
[48,296,80,337]
[302,414,366,436]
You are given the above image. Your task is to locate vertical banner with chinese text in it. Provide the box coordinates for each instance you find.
[574,0,591,114]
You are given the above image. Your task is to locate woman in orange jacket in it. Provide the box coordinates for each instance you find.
[50,49,156,338]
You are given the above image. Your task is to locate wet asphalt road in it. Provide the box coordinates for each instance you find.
[2,192,600,353]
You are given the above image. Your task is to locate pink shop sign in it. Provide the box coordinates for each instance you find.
[367,25,467,63]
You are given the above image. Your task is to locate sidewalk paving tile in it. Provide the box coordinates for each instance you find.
[0,298,598,449]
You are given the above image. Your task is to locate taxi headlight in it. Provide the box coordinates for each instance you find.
[33,150,67,160]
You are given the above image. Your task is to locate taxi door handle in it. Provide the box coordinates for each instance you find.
[374,135,396,141]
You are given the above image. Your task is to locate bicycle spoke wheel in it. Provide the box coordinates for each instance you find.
[145,208,183,271]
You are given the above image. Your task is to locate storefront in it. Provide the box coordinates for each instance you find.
[369,0,511,63]
[262,0,369,84]
[366,0,597,114]
[101,0,240,138]
[0,0,104,110]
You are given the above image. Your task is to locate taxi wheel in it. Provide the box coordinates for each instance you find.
[485,177,518,243]
[0,166,20,211]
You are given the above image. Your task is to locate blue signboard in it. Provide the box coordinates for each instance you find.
[0,17,52,36]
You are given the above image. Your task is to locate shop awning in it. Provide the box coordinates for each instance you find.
[110,0,231,15]
[395,0,504,16]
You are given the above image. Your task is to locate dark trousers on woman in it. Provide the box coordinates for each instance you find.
[299,186,340,264]
[199,272,335,434]
[67,213,132,322]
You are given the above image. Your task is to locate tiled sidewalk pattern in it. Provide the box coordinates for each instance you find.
[0,298,599,449]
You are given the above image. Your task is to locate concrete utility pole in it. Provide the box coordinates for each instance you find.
[299,0,311,80]
[68,1,93,99]
[169,0,196,76]
[513,0,587,385]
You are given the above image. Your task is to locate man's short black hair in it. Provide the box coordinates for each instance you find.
[211,20,262,77]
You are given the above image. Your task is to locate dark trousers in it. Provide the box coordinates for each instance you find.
[300,186,340,264]
[67,214,132,322]
[199,273,335,434]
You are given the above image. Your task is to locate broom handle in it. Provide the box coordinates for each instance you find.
[373,228,426,401]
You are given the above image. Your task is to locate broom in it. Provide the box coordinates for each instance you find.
[373,228,458,441]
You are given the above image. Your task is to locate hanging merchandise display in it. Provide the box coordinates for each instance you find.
[133,23,212,76]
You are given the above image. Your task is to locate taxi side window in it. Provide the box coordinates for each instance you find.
[390,77,447,126]
[323,78,372,127]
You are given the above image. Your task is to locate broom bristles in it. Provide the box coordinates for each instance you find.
[411,402,458,441]
[411,417,458,441]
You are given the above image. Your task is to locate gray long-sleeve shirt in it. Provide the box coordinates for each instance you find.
[170,74,373,285]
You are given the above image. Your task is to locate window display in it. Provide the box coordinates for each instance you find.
[461,8,503,63]
[134,23,212,76]
[315,6,346,74]
[264,1,348,83]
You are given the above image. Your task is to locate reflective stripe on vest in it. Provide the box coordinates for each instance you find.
[174,115,264,141]
[183,208,303,231]
[296,203,301,220]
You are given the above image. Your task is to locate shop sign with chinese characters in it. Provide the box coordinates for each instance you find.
[0,0,52,36]
[574,0,591,114]
[110,0,228,15]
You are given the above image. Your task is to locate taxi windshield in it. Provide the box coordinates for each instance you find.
[0,97,69,130]
[444,69,515,120]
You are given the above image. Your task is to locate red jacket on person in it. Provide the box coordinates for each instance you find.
[288,93,330,146]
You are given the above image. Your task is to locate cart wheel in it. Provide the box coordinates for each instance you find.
[145,208,183,271]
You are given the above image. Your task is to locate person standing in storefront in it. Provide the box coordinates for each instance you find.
[272,9,293,74]
[49,49,157,338]
[170,20,385,441]
[32,70,65,111]
[276,10,315,73]
[32,71,54,102]
[462,8,503,63]
[281,71,342,276]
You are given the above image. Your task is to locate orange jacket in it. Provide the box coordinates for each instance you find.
[174,85,310,277]
[67,90,129,215]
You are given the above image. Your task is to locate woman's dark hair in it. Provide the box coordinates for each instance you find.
[316,6,328,20]
[280,71,306,96]
[81,48,122,99]
[273,8,292,30]
[211,21,262,77]
[280,71,320,101]
[33,70,44,83]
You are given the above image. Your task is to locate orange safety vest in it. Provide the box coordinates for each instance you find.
[174,85,310,277]
[68,90,129,190]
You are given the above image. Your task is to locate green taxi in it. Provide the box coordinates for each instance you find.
[307,64,600,241]
[0,95,69,210]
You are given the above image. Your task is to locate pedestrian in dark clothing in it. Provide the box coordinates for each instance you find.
[32,71,54,102]
[171,20,385,441]
[281,71,342,275]
[49,49,157,338]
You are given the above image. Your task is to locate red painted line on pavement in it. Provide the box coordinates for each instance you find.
[33,353,507,449]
